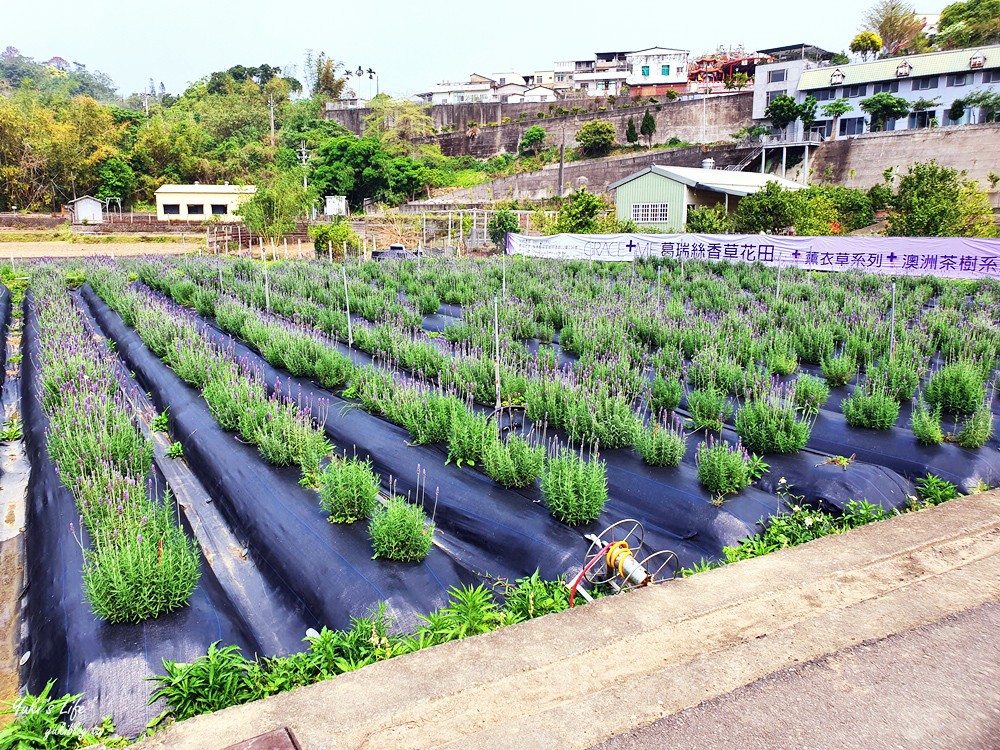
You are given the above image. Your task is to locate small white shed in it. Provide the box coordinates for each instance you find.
[68,196,104,224]
[325,196,348,217]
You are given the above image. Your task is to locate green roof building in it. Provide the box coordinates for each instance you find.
[610,165,803,232]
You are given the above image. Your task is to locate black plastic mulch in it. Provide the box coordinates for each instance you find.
[19,291,257,738]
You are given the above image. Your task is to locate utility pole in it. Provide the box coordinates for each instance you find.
[268,95,276,148]
[558,125,566,197]
[298,141,310,190]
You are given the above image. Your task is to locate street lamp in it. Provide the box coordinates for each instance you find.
[701,82,712,143]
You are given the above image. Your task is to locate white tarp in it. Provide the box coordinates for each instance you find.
[506,232,1000,280]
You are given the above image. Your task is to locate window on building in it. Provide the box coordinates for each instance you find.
[641,65,650,77]
[983,69,1000,83]
[661,65,670,76]
[767,69,786,84]
[846,84,867,97]
[840,117,865,137]
[912,76,938,90]
[946,73,968,87]
[944,108,967,126]
[631,203,670,224]
[162,204,180,215]
[187,204,204,215]
[812,88,835,101]
[499,77,506,85]
[908,109,937,129]
[766,89,787,104]
[211,204,228,215]
[812,120,834,138]
[873,81,899,93]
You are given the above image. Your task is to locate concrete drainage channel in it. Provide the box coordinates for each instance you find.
[133,491,1000,750]
[0,288,27,718]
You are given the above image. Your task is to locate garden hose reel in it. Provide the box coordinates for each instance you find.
[569,519,679,605]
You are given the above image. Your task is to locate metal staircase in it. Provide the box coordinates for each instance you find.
[724,146,764,172]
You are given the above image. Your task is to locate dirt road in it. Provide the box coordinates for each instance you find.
[0,241,191,259]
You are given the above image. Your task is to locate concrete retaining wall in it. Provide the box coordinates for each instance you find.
[412,142,761,206]
[329,94,754,158]
[807,124,1000,188]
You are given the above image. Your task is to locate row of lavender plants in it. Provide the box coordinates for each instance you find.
[125,258,768,507]
[125,256,995,511]
[218,255,996,448]
[32,272,200,622]
[121,261,616,522]
[85,262,439,559]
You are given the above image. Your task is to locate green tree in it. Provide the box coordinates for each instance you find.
[733,182,801,233]
[948,98,967,123]
[308,218,358,257]
[888,160,996,237]
[863,0,925,53]
[575,121,616,156]
[238,168,314,242]
[640,110,657,148]
[311,52,348,103]
[963,90,1000,122]
[725,73,750,90]
[685,203,734,233]
[519,125,547,156]
[937,0,1000,48]
[625,116,639,148]
[363,95,435,156]
[859,92,911,131]
[95,157,136,202]
[820,99,854,140]
[487,208,520,250]
[550,188,614,233]
[850,31,884,60]
[814,185,876,230]
[799,95,819,133]
[764,94,801,137]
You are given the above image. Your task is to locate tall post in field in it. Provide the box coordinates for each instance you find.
[328,240,333,264]
[263,240,272,313]
[493,295,501,410]
[343,241,348,264]
[889,281,897,360]
[343,263,353,348]
[448,213,453,256]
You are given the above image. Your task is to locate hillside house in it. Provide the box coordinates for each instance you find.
[610,165,804,232]
[154,184,255,222]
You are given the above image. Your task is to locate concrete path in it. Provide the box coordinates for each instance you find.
[593,601,1000,749]
[135,491,1000,750]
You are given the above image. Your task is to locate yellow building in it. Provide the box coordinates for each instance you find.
[154,183,256,222]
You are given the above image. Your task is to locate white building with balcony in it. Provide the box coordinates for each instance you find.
[753,44,1000,140]
[625,48,690,96]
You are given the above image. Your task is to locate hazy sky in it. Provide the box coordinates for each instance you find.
[7,0,924,97]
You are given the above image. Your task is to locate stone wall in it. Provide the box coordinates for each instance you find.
[408,142,761,207]
[806,124,1000,189]
[328,93,754,158]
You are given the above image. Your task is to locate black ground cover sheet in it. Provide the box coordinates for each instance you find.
[81,286,477,638]
[118,286,788,568]
[19,293,256,737]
